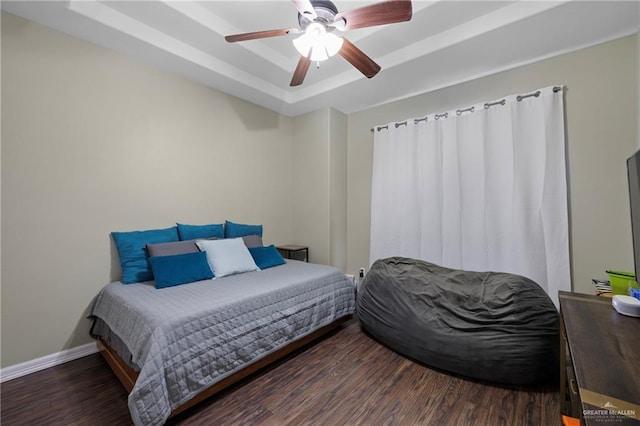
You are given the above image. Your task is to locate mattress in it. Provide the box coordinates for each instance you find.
[91,317,140,371]
[89,260,356,426]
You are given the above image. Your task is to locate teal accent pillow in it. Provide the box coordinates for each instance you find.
[177,223,224,240]
[112,227,179,284]
[149,252,214,289]
[249,245,286,270]
[225,220,263,238]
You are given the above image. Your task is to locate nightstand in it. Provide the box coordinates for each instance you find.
[276,245,309,262]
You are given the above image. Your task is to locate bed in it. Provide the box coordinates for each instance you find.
[89,259,355,426]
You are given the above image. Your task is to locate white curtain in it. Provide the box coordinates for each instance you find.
[370,86,570,307]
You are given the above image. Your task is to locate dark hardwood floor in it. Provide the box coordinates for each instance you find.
[1,319,560,425]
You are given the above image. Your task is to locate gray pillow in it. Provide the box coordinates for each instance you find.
[242,234,263,248]
[146,240,201,257]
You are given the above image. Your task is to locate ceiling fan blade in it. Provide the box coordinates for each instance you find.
[290,55,312,87]
[225,28,294,43]
[338,38,381,79]
[291,0,317,20]
[334,0,412,31]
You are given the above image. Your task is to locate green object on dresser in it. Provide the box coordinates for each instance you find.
[606,270,639,295]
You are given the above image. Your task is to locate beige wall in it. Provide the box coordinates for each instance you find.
[1,12,295,367]
[291,107,347,269]
[0,11,3,357]
[329,108,347,271]
[347,36,639,295]
[1,10,638,369]
[292,109,330,264]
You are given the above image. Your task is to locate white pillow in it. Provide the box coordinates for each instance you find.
[196,238,259,278]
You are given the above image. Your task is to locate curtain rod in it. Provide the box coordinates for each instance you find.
[370,86,562,132]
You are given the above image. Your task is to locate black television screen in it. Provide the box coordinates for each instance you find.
[626,150,640,285]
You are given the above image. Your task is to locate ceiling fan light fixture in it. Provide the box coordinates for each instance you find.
[226,0,413,87]
[293,22,343,62]
[323,32,344,56]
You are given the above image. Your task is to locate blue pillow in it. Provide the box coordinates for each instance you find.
[249,245,286,270]
[225,220,263,238]
[112,227,179,284]
[176,223,224,240]
[149,252,214,289]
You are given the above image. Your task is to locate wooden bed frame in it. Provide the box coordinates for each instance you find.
[97,314,352,418]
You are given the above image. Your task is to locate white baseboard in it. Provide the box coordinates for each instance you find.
[0,342,99,383]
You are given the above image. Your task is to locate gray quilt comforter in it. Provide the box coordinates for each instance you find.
[89,260,355,426]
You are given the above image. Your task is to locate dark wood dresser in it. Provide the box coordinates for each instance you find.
[559,291,640,425]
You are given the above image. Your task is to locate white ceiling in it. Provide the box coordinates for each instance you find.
[3,1,639,117]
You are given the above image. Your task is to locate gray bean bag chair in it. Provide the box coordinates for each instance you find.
[357,257,558,385]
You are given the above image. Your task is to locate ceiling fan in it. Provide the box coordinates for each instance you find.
[225,0,413,87]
